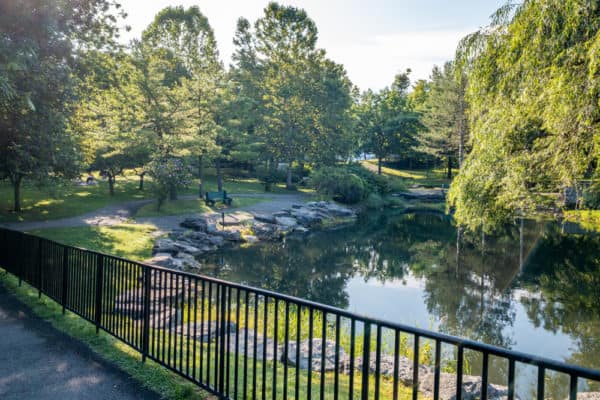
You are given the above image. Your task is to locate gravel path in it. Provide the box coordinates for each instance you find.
[0,282,160,400]
[1,193,309,233]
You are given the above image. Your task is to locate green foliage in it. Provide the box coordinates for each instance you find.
[582,186,600,210]
[355,71,424,174]
[147,157,192,210]
[450,0,600,231]
[311,166,368,204]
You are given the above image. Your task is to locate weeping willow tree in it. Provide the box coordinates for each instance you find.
[449,0,600,231]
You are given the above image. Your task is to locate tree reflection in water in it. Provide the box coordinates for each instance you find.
[201,211,600,393]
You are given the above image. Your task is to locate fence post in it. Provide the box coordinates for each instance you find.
[141,265,151,363]
[361,322,371,400]
[218,283,227,394]
[37,237,43,298]
[95,253,104,334]
[61,247,69,314]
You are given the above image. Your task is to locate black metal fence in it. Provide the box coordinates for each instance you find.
[0,227,599,399]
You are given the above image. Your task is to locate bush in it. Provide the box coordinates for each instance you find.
[364,193,385,209]
[311,166,369,204]
[582,186,600,209]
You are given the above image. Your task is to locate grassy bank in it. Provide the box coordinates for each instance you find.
[30,223,157,261]
[563,210,600,232]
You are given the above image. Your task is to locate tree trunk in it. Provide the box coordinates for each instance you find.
[446,156,452,180]
[108,175,115,196]
[286,163,293,190]
[169,185,177,200]
[216,157,223,192]
[198,154,204,198]
[377,155,382,175]
[12,176,22,212]
[138,171,145,191]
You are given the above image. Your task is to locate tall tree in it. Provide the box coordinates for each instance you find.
[417,61,469,179]
[356,71,422,174]
[0,0,124,211]
[449,0,600,231]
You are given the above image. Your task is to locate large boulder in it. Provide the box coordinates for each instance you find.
[174,321,237,342]
[228,328,282,361]
[180,217,209,231]
[354,354,431,385]
[275,216,298,228]
[419,372,516,400]
[285,339,349,372]
[152,238,179,255]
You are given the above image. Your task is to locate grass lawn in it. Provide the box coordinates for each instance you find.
[564,210,600,232]
[362,160,456,187]
[29,223,157,261]
[135,196,273,218]
[0,171,306,223]
[0,173,153,223]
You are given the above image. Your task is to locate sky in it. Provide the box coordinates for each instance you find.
[118,0,506,91]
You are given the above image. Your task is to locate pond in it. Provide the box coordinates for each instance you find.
[200,210,600,397]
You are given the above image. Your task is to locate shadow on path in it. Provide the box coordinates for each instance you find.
[0,281,161,400]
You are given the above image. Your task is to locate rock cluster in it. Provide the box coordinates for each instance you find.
[144,201,357,272]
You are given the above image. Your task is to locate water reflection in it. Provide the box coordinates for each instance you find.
[202,210,600,392]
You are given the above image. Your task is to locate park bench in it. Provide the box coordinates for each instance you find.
[205,190,233,206]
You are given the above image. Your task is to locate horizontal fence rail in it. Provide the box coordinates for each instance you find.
[0,227,599,399]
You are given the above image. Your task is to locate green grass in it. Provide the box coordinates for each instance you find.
[564,210,600,232]
[0,171,305,223]
[0,273,209,399]
[135,196,273,218]
[362,160,455,187]
[0,172,153,223]
[30,223,157,261]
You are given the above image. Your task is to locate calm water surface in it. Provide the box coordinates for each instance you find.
[201,211,600,396]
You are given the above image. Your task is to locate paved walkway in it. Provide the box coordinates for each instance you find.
[1,193,309,232]
[0,282,161,400]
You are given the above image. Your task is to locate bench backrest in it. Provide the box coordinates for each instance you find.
[205,190,227,200]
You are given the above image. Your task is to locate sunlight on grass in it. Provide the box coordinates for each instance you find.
[30,223,157,261]
[564,210,600,232]
[136,196,272,218]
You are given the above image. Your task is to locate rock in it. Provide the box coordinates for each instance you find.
[393,188,446,202]
[214,229,243,242]
[292,226,309,234]
[570,394,600,400]
[113,290,180,329]
[174,321,237,342]
[228,328,282,361]
[354,354,431,385]
[180,217,209,231]
[291,203,304,209]
[275,216,298,228]
[272,211,291,218]
[285,339,350,372]
[252,221,282,241]
[419,372,516,400]
[253,213,278,224]
[175,252,202,270]
[152,238,179,255]
[173,242,203,256]
[291,208,322,227]
[145,253,183,270]
[243,235,259,244]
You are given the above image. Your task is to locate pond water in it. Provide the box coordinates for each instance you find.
[201,211,600,397]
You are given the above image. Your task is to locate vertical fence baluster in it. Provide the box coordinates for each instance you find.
[361,322,371,400]
[283,301,290,400]
[412,334,419,400]
[349,319,355,400]
[393,330,399,400]
[262,295,268,400]
[334,314,341,400]
[95,253,104,334]
[569,374,577,400]
[507,359,515,400]
[295,304,301,400]
[481,352,489,400]
[375,325,382,400]
[61,246,69,314]
[273,299,278,400]
[321,311,327,400]
[308,307,314,400]
[537,367,544,400]
[456,345,464,400]
[219,284,227,394]
[142,266,150,362]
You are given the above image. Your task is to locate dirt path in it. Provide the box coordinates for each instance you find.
[0,282,160,400]
[1,193,310,233]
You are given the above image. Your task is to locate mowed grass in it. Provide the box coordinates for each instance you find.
[0,173,152,223]
[0,273,209,399]
[0,171,302,223]
[362,160,456,187]
[29,223,157,261]
[564,210,600,232]
[135,196,272,218]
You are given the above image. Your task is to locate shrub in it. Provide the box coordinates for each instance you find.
[147,157,192,210]
[310,166,369,204]
[582,185,600,209]
[364,193,385,209]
